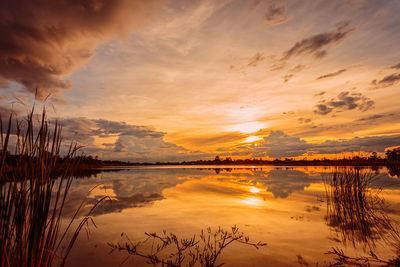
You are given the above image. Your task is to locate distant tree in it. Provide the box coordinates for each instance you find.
[368,151,379,160]
[224,157,232,163]
[214,156,221,162]
[386,147,400,160]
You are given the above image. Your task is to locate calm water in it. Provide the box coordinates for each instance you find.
[63,166,400,266]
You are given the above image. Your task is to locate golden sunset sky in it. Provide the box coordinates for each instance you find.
[1,0,400,161]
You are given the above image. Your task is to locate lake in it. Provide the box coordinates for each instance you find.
[64,166,400,266]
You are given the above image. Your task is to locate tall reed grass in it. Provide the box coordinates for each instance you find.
[324,167,400,249]
[0,107,96,267]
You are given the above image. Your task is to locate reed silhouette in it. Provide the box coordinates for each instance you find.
[323,167,400,266]
[0,107,105,267]
[324,168,400,249]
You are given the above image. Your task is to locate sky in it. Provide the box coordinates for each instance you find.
[1,0,400,162]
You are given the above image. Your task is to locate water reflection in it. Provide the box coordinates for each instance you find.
[324,168,400,250]
[64,166,400,218]
[388,164,400,178]
[64,166,400,267]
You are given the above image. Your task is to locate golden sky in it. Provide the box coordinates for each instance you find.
[1,0,400,161]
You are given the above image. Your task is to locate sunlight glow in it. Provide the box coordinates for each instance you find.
[249,187,261,193]
[241,197,262,205]
[242,136,263,143]
[226,121,266,134]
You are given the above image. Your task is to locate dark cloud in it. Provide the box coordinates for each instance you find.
[289,65,306,73]
[248,52,265,67]
[264,4,287,25]
[57,117,164,141]
[269,62,286,71]
[92,119,164,138]
[254,131,310,158]
[110,134,188,161]
[356,113,395,122]
[294,110,400,138]
[314,91,374,115]
[251,130,400,158]
[315,135,400,154]
[0,0,159,98]
[316,69,347,80]
[298,117,311,124]
[281,22,355,60]
[390,63,400,69]
[314,104,333,115]
[230,52,265,71]
[314,91,326,97]
[282,65,306,82]
[372,73,400,88]
[282,74,293,82]
[113,138,126,152]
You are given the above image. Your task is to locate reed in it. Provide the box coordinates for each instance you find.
[324,167,400,249]
[0,107,96,267]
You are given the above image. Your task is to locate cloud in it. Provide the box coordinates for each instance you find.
[316,69,347,80]
[269,62,286,71]
[314,91,374,115]
[59,117,201,161]
[254,131,310,158]
[264,4,287,25]
[281,22,355,60]
[282,74,293,82]
[356,113,395,122]
[109,134,188,160]
[314,104,333,115]
[0,77,9,88]
[314,91,326,97]
[1,113,201,162]
[390,63,400,69]
[248,52,265,67]
[289,65,306,73]
[298,117,311,124]
[0,0,159,98]
[92,119,163,138]
[250,130,400,158]
[57,117,165,141]
[372,73,400,88]
[282,64,306,82]
[262,169,314,198]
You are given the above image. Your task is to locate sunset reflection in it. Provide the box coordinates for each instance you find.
[65,166,400,267]
[2,0,400,266]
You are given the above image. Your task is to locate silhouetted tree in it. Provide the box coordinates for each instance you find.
[386,147,400,160]
[368,152,379,160]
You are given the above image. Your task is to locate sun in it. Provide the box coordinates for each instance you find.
[249,187,261,193]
